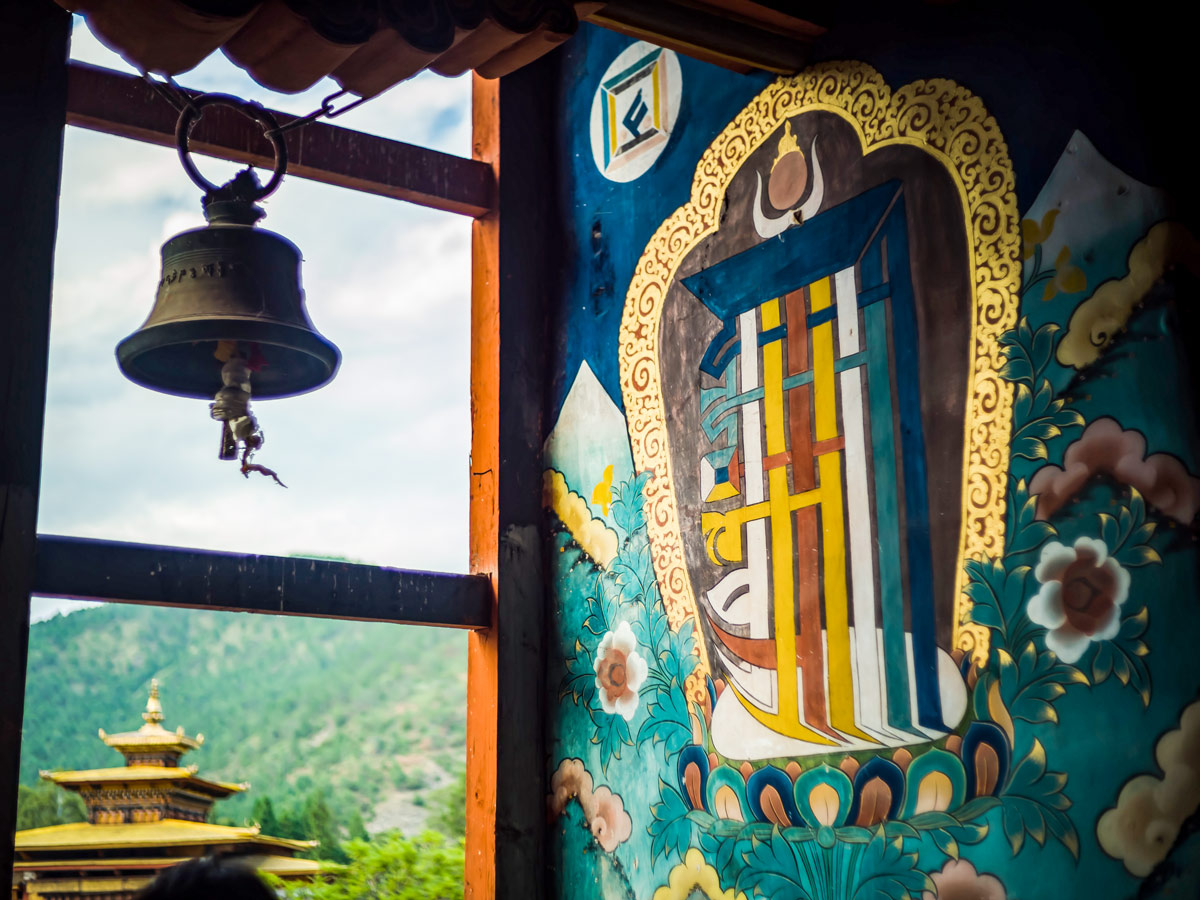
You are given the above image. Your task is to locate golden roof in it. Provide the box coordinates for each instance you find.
[12,854,331,879]
[40,765,246,796]
[242,855,337,877]
[14,819,315,853]
[99,680,203,753]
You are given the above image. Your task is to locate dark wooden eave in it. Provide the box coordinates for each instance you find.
[62,0,825,99]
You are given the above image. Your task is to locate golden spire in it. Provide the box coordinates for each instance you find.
[772,120,802,169]
[142,679,164,728]
[98,679,203,761]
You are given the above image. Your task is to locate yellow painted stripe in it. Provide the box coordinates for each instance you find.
[608,93,618,155]
[761,299,785,456]
[810,276,832,312]
[817,424,871,741]
[706,481,740,503]
[789,487,822,510]
[767,465,799,734]
[810,281,837,441]
[810,276,871,741]
[763,297,815,739]
[652,61,662,130]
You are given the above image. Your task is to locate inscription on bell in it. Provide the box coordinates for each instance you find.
[158,260,238,290]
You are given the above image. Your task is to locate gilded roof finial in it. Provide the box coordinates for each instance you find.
[772,120,801,170]
[99,679,202,757]
[142,679,164,728]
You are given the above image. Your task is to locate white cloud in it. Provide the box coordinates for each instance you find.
[40,18,475,604]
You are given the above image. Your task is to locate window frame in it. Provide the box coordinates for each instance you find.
[1,9,550,898]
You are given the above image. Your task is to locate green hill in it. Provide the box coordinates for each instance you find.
[20,601,467,831]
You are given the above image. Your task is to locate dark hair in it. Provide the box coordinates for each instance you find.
[135,856,277,900]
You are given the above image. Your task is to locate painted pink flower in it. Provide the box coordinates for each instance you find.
[588,786,633,852]
[922,859,1007,900]
[1027,536,1129,663]
[546,758,634,853]
[594,621,648,721]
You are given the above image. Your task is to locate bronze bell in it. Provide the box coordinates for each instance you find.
[117,95,339,400]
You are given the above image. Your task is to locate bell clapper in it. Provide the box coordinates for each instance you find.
[209,355,287,488]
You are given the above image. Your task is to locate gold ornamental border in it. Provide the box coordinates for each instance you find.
[617,61,1019,672]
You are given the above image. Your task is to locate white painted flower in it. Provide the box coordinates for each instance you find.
[593,621,648,721]
[1027,536,1130,663]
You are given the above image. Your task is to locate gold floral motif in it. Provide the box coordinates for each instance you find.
[617,62,1019,669]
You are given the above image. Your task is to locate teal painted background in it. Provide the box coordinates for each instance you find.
[542,18,1200,900]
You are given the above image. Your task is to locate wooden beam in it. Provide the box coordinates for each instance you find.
[65,61,496,218]
[33,535,493,629]
[588,0,815,73]
[0,2,70,881]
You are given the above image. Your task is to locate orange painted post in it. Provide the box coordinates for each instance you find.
[465,73,500,900]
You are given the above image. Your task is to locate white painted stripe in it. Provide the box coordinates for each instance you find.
[737,309,770,642]
[834,266,860,356]
[840,366,886,737]
[706,567,753,627]
[745,520,769,640]
[738,309,765,504]
[872,627,912,743]
[848,627,889,744]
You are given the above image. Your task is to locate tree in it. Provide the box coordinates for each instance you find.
[274,831,463,900]
[16,781,86,830]
[252,795,281,836]
[302,789,349,864]
[427,772,465,838]
[346,809,369,843]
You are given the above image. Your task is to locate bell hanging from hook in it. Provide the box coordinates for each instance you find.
[116,94,339,483]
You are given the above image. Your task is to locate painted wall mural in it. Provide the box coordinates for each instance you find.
[545,27,1200,900]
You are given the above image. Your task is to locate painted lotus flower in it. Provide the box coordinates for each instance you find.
[1027,536,1129,663]
[594,621,648,721]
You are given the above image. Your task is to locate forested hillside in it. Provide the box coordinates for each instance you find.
[20,601,467,832]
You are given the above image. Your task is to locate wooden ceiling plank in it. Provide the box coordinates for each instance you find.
[672,0,826,39]
[65,61,495,218]
[586,0,812,73]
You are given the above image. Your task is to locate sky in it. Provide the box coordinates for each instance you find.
[32,19,473,621]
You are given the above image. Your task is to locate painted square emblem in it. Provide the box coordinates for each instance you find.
[590,42,681,182]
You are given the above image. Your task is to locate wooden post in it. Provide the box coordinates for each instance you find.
[466,55,555,899]
[0,0,70,880]
[465,72,500,900]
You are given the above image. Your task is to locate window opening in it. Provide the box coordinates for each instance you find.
[18,600,467,894]
[11,14,481,895]
[40,113,471,572]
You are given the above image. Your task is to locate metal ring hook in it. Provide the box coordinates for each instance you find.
[174,94,288,201]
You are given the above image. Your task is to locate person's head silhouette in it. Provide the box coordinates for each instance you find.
[135,855,276,900]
